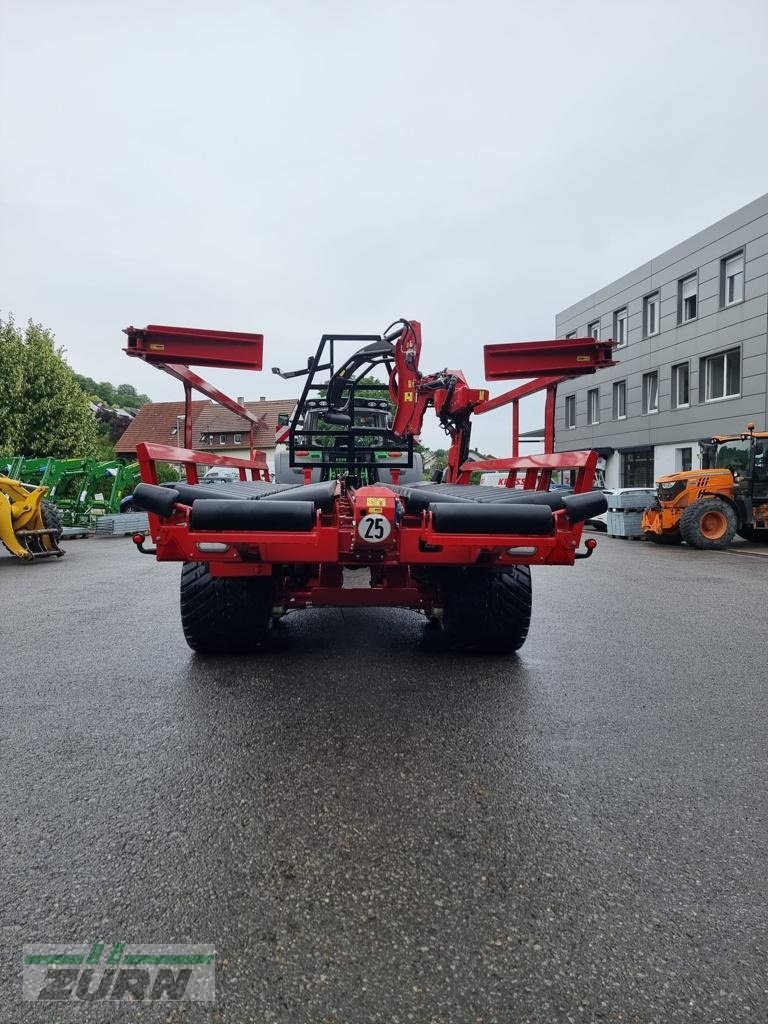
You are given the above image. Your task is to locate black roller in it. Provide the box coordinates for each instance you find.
[190,499,315,532]
[562,491,608,524]
[264,480,337,512]
[393,486,474,513]
[132,482,180,516]
[165,479,336,512]
[429,502,554,535]
[495,490,567,511]
[167,480,298,504]
[172,482,247,504]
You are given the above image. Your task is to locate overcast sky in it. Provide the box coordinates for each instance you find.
[2,0,767,454]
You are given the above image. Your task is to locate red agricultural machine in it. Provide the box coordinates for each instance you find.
[125,320,615,654]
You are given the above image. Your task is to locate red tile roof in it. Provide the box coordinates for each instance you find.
[115,401,208,455]
[116,398,296,454]
[195,399,296,449]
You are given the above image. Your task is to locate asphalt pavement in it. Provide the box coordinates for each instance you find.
[1,534,767,1023]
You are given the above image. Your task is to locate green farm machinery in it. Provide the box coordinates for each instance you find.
[1,457,141,528]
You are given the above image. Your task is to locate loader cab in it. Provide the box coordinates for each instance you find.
[279,396,422,484]
[706,434,768,499]
[749,438,768,502]
[712,438,751,479]
[301,398,392,444]
[272,329,419,483]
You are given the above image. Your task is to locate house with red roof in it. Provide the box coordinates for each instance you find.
[116,397,296,464]
[115,401,208,458]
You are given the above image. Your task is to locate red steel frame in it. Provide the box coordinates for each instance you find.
[124,325,269,465]
[478,337,617,455]
[127,323,616,610]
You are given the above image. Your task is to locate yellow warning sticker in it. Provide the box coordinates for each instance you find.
[404,391,414,402]
[478,390,486,400]
[576,355,591,362]
[148,343,165,351]
[366,497,386,509]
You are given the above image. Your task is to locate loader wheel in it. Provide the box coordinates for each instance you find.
[180,561,274,654]
[41,500,63,541]
[441,566,532,654]
[679,498,736,550]
[644,530,683,545]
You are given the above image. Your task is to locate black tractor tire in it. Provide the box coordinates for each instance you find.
[679,498,737,550]
[41,500,64,540]
[645,529,683,545]
[737,526,768,543]
[441,566,532,654]
[180,561,274,654]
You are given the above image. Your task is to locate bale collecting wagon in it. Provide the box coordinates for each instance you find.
[125,320,615,654]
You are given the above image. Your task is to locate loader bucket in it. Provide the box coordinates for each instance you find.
[0,478,65,561]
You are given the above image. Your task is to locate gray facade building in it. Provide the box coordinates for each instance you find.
[555,194,768,488]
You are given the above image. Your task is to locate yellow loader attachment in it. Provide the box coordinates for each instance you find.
[0,476,64,561]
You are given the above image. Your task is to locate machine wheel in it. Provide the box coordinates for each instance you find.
[41,500,64,540]
[679,498,737,550]
[441,566,532,653]
[180,561,274,654]
[644,530,683,545]
[737,526,768,543]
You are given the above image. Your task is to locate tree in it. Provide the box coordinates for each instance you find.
[73,374,150,411]
[0,317,100,458]
[428,447,449,471]
[0,319,24,457]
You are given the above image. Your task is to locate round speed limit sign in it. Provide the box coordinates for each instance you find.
[357,513,392,544]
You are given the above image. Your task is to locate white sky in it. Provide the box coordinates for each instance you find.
[2,0,767,453]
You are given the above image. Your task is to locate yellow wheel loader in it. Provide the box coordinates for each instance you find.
[0,476,65,560]
[642,424,768,550]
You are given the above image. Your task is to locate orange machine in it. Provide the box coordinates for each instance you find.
[642,424,768,549]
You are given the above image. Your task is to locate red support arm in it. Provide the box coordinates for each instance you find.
[124,325,268,463]
[483,337,616,380]
[124,324,263,370]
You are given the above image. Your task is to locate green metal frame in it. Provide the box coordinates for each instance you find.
[3,457,141,527]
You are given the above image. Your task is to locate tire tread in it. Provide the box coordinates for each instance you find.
[180,561,273,654]
[679,498,737,550]
[442,566,532,653]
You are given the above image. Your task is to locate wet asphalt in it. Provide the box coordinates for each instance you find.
[1,534,767,1024]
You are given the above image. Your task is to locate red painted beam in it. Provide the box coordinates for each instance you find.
[124,324,263,370]
[159,363,266,428]
[544,385,556,454]
[474,375,567,414]
[462,451,598,472]
[483,337,616,381]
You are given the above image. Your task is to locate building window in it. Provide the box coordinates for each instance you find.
[643,292,660,337]
[587,388,599,425]
[721,251,744,307]
[671,362,690,408]
[278,413,290,426]
[564,394,576,428]
[564,331,576,339]
[678,274,697,323]
[676,447,693,472]
[219,434,227,445]
[234,433,242,444]
[621,449,654,488]
[642,371,659,414]
[701,348,740,402]
[612,380,627,420]
[587,320,600,340]
[613,308,628,348]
